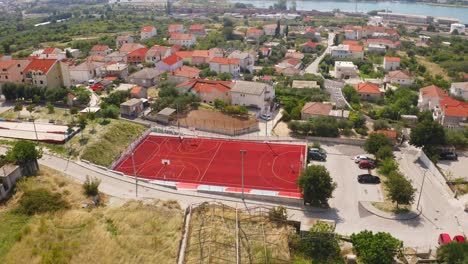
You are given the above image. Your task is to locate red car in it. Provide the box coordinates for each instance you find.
[453,235,466,243]
[438,233,452,245]
[358,159,375,169]
[90,83,104,91]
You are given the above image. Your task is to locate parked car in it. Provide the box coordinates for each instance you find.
[453,235,466,243]
[358,160,376,169]
[438,233,452,245]
[439,152,458,161]
[309,148,327,156]
[260,113,272,121]
[358,174,381,184]
[90,83,104,91]
[309,152,326,161]
[354,155,373,163]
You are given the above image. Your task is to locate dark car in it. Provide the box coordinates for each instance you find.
[309,152,326,161]
[439,152,458,161]
[358,174,381,184]
[358,159,376,169]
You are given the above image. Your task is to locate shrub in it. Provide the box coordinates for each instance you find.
[70,107,78,115]
[47,102,55,114]
[83,176,101,196]
[355,127,368,136]
[14,102,23,111]
[373,119,389,131]
[268,206,287,222]
[376,145,394,160]
[18,188,69,215]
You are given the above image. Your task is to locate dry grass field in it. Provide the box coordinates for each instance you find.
[0,166,184,264]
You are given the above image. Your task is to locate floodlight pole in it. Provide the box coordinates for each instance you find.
[416,169,427,211]
[240,150,247,200]
[132,152,138,197]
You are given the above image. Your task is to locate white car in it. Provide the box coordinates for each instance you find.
[354,155,369,163]
[260,113,272,121]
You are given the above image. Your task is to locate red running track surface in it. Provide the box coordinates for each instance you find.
[115,135,306,193]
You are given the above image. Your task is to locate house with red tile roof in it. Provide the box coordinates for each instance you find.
[116,35,134,49]
[344,26,362,40]
[23,59,64,88]
[86,55,106,63]
[119,43,146,54]
[209,57,240,77]
[376,129,398,144]
[385,70,414,87]
[300,41,317,53]
[433,97,468,129]
[126,47,149,65]
[168,33,196,47]
[301,102,333,120]
[189,24,206,37]
[175,48,222,65]
[263,24,279,36]
[353,82,383,101]
[417,85,448,110]
[168,24,185,34]
[145,45,173,64]
[342,40,360,46]
[277,58,302,69]
[259,47,272,57]
[90,45,112,56]
[383,56,400,71]
[141,26,157,40]
[156,54,183,72]
[168,65,201,84]
[0,59,30,86]
[176,78,234,104]
[130,86,147,99]
[246,28,264,42]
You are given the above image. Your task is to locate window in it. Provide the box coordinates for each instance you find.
[40,80,43,85]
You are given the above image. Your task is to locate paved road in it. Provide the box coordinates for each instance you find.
[303,33,335,76]
[10,142,465,250]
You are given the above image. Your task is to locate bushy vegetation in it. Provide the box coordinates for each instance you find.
[351,230,402,264]
[17,188,70,215]
[289,116,340,137]
[151,82,200,113]
[213,99,248,116]
[82,176,101,196]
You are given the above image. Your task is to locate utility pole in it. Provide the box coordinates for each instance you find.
[132,152,138,197]
[416,170,427,211]
[240,150,247,199]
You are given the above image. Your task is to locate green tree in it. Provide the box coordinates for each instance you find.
[376,145,394,160]
[410,120,445,151]
[6,140,42,175]
[78,115,88,141]
[386,171,416,208]
[47,102,55,114]
[350,230,402,264]
[364,133,392,155]
[437,242,468,264]
[295,222,344,263]
[417,110,433,122]
[298,165,336,206]
[217,72,232,81]
[378,157,399,176]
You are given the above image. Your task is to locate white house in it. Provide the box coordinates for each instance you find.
[330,45,364,60]
[89,45,112,56]
[145,45,173,64]
[383,56,400,71]
[230,81,275,114]
[450,23,465,34]
[228,50,254,73]
[334,61,358,79]
[385,70,414,87]
[168,33,196,47]
[140,26,157,40]
[417,85,448,110]
[344,29,362,40]
[367,44,387,53]
[450,82,468,100]
[209,57,240,77]
[156,54,183,72]
[69,61,104,84]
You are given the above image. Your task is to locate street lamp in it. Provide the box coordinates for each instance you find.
[240,150,247,199]
[416,169,427,211]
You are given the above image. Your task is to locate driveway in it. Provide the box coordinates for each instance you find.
[303,33,335,76]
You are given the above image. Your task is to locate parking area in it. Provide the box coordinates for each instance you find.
[437,151,468,181]
[308,144,384,204]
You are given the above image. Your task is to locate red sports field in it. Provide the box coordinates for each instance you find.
[114,135,306,194]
